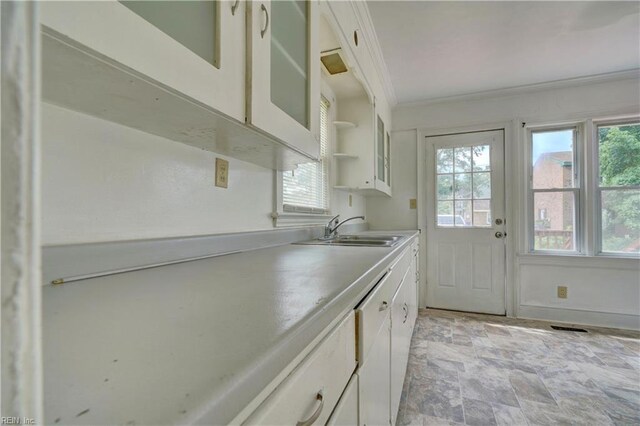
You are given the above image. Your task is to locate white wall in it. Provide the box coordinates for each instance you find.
[370,74,640,329]
[366,130,417,231]
[41,103,365,245]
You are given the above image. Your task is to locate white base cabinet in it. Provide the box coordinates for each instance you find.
[243,236,419,426]
[356,238,419,426]
[358,313,391,426]
[327,374,359,426]
[245,312,356,426]
[390,269,416,425]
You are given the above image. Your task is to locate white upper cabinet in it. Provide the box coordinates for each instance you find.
[374,98,392,195]
[41,1,245,121]
[39,1,320,170]
[321,1,392,197]
[247,0,321,160]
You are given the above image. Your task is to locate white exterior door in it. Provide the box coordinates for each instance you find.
[425,130,506,315]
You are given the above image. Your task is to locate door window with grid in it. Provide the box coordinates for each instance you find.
[436,145,492,227]
[597,122,640,255]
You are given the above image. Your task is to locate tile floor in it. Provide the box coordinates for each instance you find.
[397,308,640,426]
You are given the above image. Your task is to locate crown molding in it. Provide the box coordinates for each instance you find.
[396,69,640,109]
[351,1,398,107]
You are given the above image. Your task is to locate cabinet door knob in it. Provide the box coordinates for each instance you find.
[296,390,324,426]
[379,301,389,311]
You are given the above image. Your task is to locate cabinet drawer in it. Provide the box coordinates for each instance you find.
[357,247,411,362]
[245,312,356,426]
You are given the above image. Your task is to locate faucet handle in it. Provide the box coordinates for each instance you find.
[328,214,340,225]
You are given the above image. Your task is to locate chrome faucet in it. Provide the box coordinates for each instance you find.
[323,215,366,239]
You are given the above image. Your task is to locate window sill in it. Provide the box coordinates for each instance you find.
[517,252,639,270]
[271,211,334,228]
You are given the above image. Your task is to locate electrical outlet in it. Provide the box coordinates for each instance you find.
[349,194,352,207]
[215,158,229,188]
[557,286,568,299]
[409,198,417,209]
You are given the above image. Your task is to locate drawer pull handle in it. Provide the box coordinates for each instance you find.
[296,390,324,426]
[231,0,239,16]
[403,303,408,323]
[379,301,389,311]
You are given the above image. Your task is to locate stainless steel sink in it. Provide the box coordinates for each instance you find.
[295,235,404,247]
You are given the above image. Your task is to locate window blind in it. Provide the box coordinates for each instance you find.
[282,97,330,213]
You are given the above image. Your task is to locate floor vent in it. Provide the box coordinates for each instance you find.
[550,325,588,333]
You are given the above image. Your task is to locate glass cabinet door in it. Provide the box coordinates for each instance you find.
[270,0,308,128]
[385,131,391,186]
[120,1,219,67]
[377,115,385,183]
[247,0,320,160]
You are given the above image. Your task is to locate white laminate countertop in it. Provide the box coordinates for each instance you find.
[43,231,418,425]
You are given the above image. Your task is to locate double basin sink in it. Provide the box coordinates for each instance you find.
[295,235,404,248]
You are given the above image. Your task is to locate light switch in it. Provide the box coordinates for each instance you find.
[349,194,352,207]
[409,198,417,209]
[215,158,229,188]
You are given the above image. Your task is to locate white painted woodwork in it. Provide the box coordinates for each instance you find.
[355,239,417,426]
[425,129,506,315]
[390,239,419,425]
[1,1,44,420]
[332,95,392,197]
[357,313,391,426]
[325,1,360,71]
[390,271,413,426]
[245,311,356,425]
[374,100,392,195]
[326,374,359,426]
[357,247,410,362]
[321,2,392,197]
[325,0,393,108]
[246,0,321,160]
[40,1,245,121]
[39,1,321,170]
[409,240,420,323]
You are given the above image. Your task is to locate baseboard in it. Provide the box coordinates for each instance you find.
[518,304,640,331]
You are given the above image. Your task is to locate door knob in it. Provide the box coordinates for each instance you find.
[495,231,504,238]
[495,218,503,225]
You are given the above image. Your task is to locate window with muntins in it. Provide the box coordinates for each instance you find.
[281,96,330,213]
[596,121,640,255]
[436,144,492,227]
[529,127,579,252]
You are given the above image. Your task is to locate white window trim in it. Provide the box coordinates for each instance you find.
[524,115,640,258]
[592,116,640,258]
[272,80,336,228]
[526,123,583,255]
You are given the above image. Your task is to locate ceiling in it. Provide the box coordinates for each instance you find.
[367,1,640,104]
